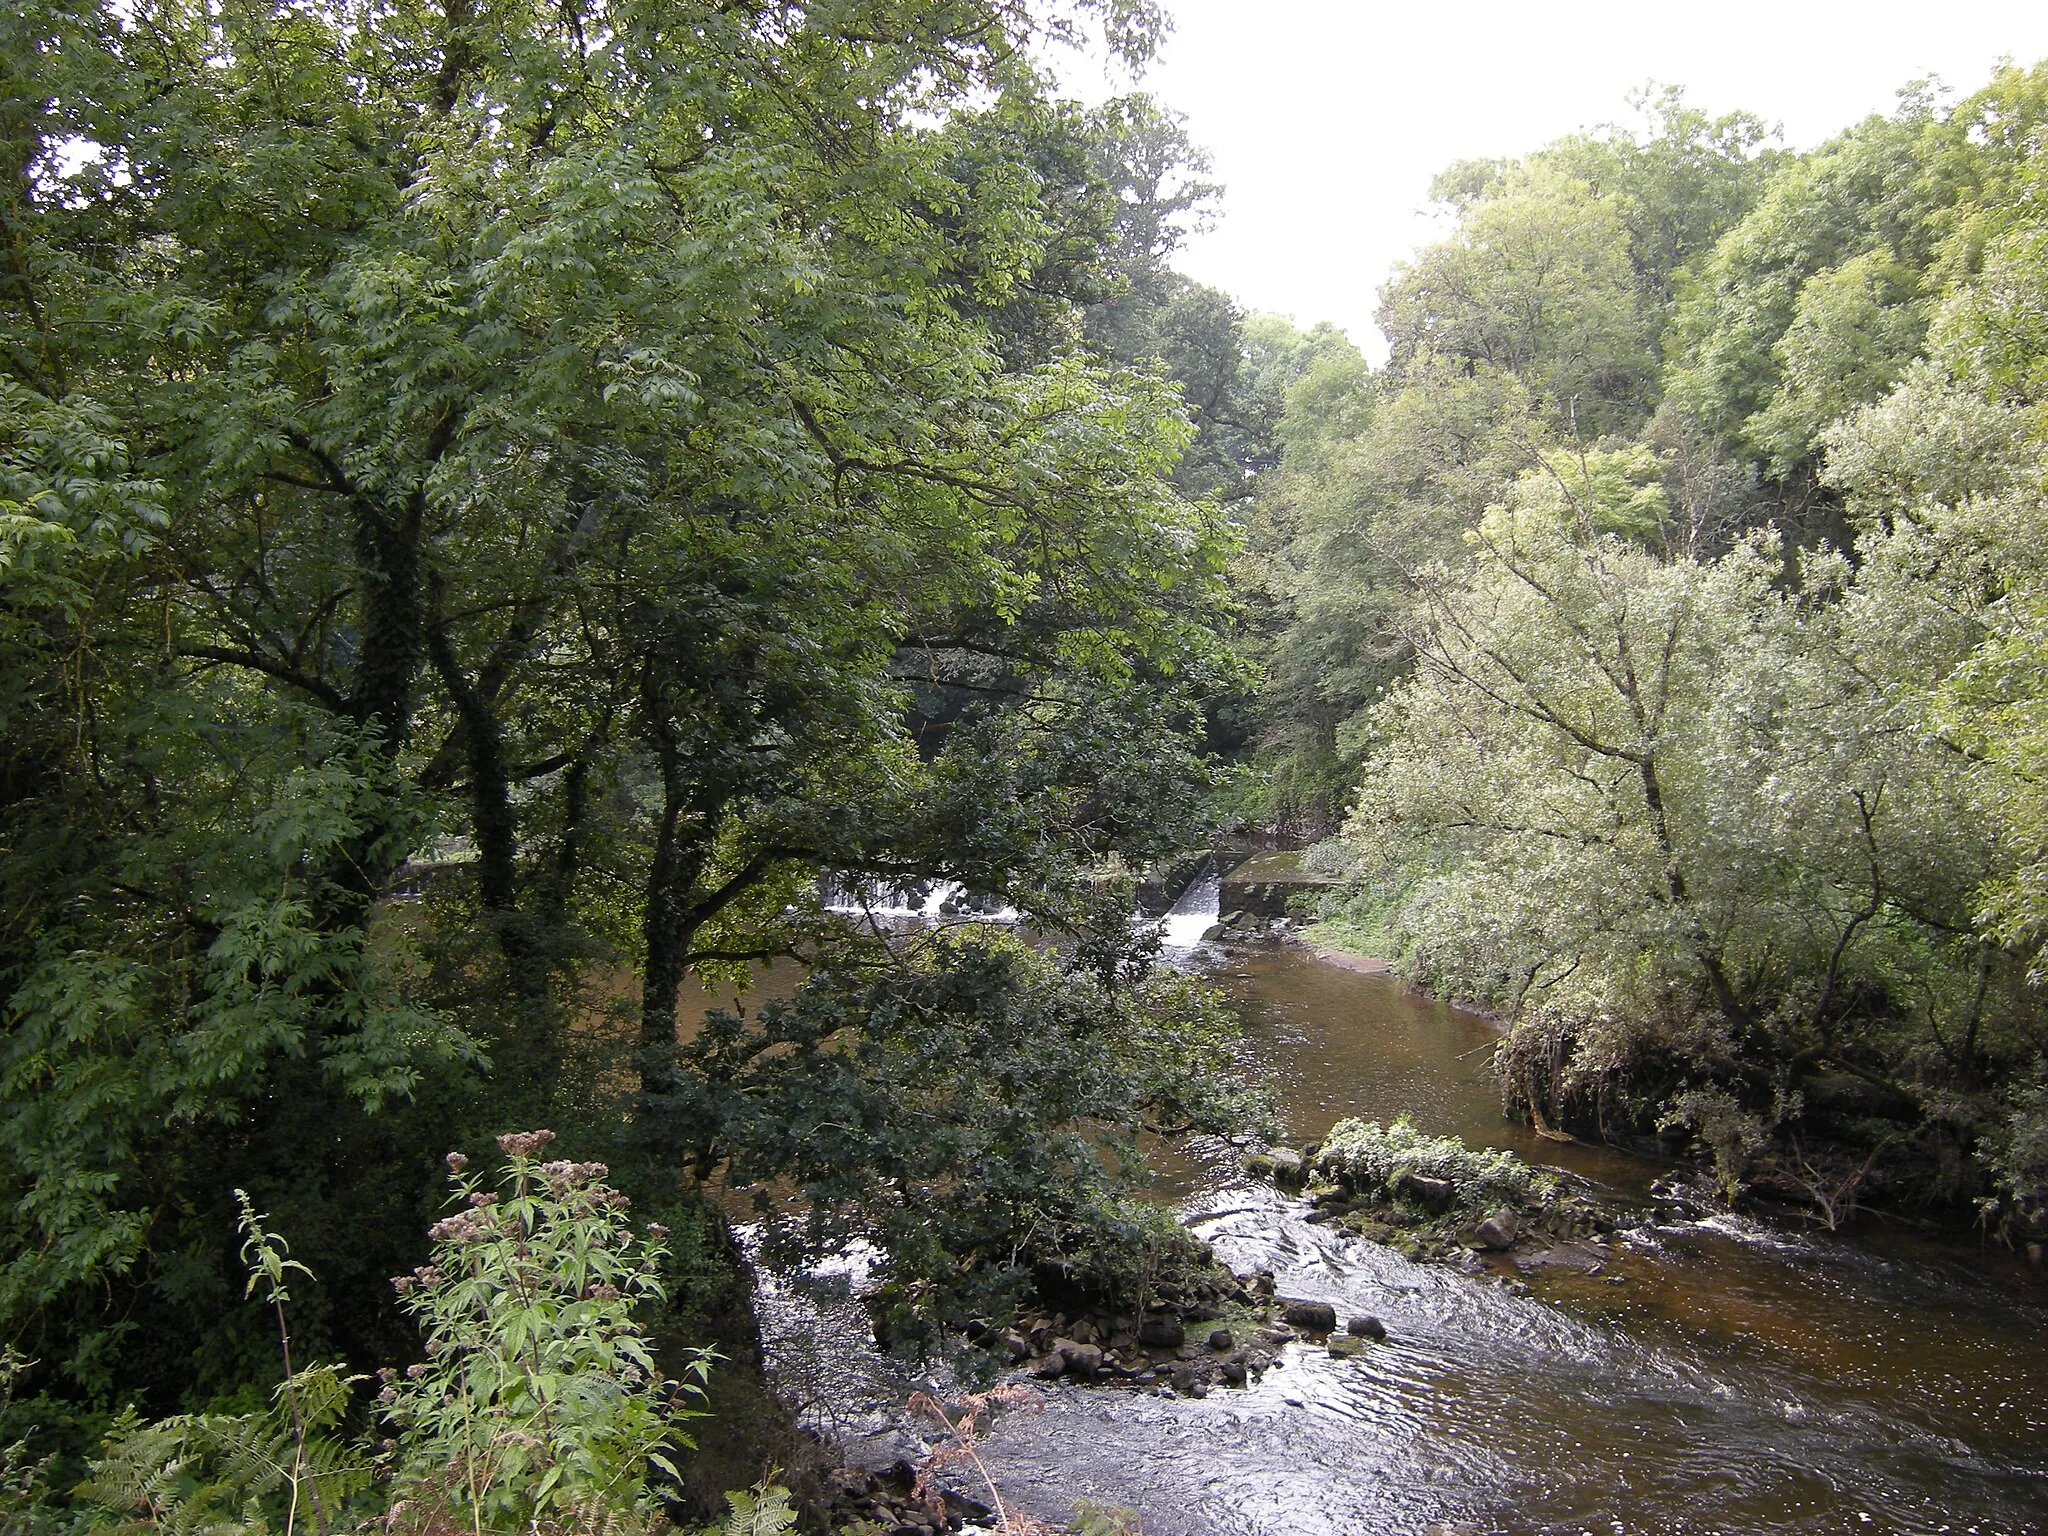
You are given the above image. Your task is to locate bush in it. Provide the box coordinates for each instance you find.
[380,1132,709,1533]
[62,1135,728,1536]
[1312,1118,1541,1209]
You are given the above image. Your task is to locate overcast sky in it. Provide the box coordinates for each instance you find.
[1053,1,2048,359]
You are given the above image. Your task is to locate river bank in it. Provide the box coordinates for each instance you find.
[753,940,2048,1535]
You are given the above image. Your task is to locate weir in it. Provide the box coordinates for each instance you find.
[1157,862,1222,950]
[820,876,1018,924]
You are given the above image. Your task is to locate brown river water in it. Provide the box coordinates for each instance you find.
[741,937,2048,1536]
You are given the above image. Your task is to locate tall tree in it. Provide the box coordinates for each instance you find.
[0,0,1253,1409]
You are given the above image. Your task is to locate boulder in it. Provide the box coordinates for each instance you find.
[1341,1216,1394,1243]
[999,1330,1033,1361]
[1266,1148,1306,1186]
[1027,1352,1065,1379]
[1218,1355,1248,1386]
[1054,1340,1102,1379]
[1207,1326,1235,1351]
[1326,1335,1366,1358]
[1396,1172,1459,1211]
[1472,1209,1520,1250]
[1345,1315,1386,1340]
[1137,1314,1185,1348]
[1280,1300,1337,1334]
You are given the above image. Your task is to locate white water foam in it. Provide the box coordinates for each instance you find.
[1157,866,1221,950]
[821,876,1018,924]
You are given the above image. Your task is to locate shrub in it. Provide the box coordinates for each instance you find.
[74,1197,374,1536]
[1312,1118,1540,1208]
[380,1132,709,1533]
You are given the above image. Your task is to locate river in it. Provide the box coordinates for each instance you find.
[747,932,2048,1536]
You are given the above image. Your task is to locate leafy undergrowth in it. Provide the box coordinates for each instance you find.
[3,1135,803,1536]
[4,1133,1146,1536]
[1245,1117,1616,1268]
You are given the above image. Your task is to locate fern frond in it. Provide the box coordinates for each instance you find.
[720,1479,796,1536]
[279,1367,357,1435]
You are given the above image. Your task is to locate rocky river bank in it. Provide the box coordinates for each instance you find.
[750,937,2048,1535]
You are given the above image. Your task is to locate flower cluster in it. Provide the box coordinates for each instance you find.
[537,1159,613,1193]
[495,1130,556,1157]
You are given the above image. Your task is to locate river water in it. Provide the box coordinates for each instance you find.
[748,939,2048,1536]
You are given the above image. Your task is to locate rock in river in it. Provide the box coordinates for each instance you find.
[1266,1147,1306,1186]
[1472,1209,1520,1250]
[1396,1171,1459,1211]
[1346,1314,1387,1340]
[1055,1339,1103,1379]
[1281,1300,1338,1334]
[1137,1314,1185,1348]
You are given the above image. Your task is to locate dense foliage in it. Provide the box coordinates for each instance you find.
[1257,69,2048,1231]
[1312,1117,1540,1210]
[0,0,1264,1495]
[17,0,2048,1512]
[54,1140,733,1536]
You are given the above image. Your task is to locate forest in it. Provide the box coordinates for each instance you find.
[5,0,2048,1530]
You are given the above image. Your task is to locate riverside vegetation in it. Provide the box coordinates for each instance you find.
[7,0,2048,1528]
[0,0,1266,1525]
[1247,71,2048,1249]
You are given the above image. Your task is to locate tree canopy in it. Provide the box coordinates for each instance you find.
[1252,65,2048,1229]
[0,0,1260,1426]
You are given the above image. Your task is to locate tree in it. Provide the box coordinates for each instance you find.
[1378,163,1656,437]
[1537,85,1780,312]
[1665,64,2048,493]
[1345,447,2026,1190]
[0,0,1255,1417]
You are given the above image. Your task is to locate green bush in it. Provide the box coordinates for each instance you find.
[60,1137,735,1536]
[380,1132,709,1532]
[1313,1118,1541,1209]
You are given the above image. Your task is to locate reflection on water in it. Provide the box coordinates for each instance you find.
[978,1181,2048,1535]
[1151,947,1647,1199]
[749,943,2048,1536]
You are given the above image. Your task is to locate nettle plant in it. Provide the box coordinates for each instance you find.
[380,1132,708,1533]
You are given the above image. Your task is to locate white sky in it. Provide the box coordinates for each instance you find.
[1054,0,2048,360]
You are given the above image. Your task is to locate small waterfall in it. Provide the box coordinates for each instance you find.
[821,876,1018,925]
[1158,863,1221,949]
